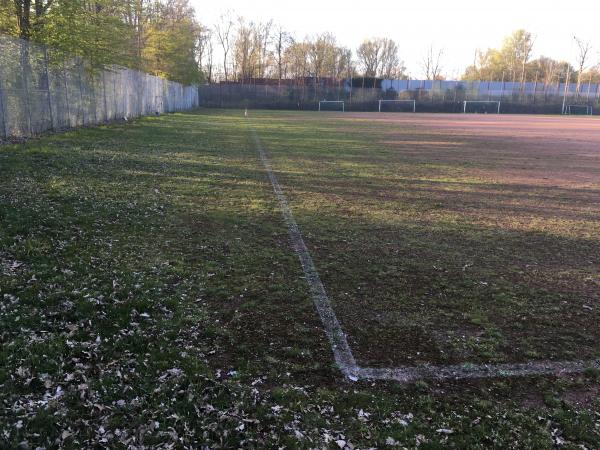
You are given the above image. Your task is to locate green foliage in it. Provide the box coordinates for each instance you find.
[143,15,203,84]
[462,29,576,84]
[0,0,203,83]
[0,0,18,35]
[35,0,134,68]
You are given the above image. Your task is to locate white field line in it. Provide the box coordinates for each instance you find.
[252,130,359,380]
[252,129,600,383]
[359,360,600,383]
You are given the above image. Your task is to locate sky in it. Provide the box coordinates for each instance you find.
[193,0,600,79]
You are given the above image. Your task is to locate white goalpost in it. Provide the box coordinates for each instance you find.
[378,99,416,113]
[564,104,593,115]
[318,100,345,112]
[463,100,501,114]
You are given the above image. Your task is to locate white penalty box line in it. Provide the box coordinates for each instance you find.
[252,129,600,383]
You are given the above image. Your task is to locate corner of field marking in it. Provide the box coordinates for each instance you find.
[251,126,600,385]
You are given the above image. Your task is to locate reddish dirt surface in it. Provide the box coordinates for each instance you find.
[269,112,600,368]
[343,113,600,187]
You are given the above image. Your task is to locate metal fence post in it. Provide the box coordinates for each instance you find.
[0,75,8,139]
[138,71,143,116]
[103,71,109,121]
[63,56,71,128]
[20,41,33,136]
[113,74,117,119]
[122,71,126,118]
[90,70,98,124]
[77,61,86,125]
[44,47,55,131]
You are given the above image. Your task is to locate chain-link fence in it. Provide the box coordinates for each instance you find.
[0,35,199,139]
[199,79,600,115]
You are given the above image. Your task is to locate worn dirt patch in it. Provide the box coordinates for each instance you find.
[264,112,600,367]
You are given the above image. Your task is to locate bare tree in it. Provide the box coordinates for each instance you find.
[308,33,338,79]
[285,41,310,79]
[233,17,256,82]
[357,38,404,79]
[574,36,592,96]
[231,18,274,82]
[356,38,382,77]
[215,12,234,82]
[537,56,558,87]
[255,20,273,78]
[421,44,444,80]
[274,25,293,84]
[378,38,404,79]
[331,46,352,79]
[499,29,534,83]
[197,25,214,83]
[519,33,535,87]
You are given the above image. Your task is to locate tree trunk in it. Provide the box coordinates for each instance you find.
[15,0,32,39]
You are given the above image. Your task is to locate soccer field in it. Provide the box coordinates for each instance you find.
[252,111,600,375]
[1,109,599,447]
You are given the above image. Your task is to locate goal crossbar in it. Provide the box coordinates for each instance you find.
[463,100,501,114]
[378,99,416,113]
[318,100,345,112]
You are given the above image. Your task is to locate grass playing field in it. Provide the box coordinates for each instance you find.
[1,109,599,447]
[255,112,600,369]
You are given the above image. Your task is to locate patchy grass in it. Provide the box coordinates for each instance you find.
[255,111,600,367]
[1,109,599,448]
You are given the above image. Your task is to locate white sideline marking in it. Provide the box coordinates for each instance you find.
[252,130,359,379]
[252,129,600,383]
[359,360,600,383]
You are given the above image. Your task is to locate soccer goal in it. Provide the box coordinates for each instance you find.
[318,100,345,112]
[378,99,416,113]
[564,104,593,115]
[463,100,501,114]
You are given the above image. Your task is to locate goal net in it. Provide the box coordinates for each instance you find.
[319,100,345,112]
[564,104,593,115]
[463,101,501,114]
[378,99,416,113]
